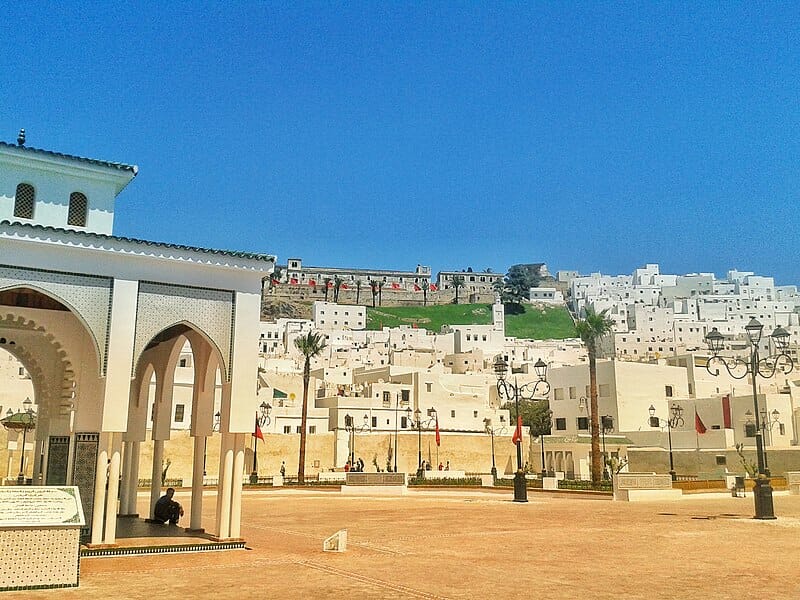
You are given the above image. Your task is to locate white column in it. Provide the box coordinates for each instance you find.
[103,435,121,544]
[119,441,132,515]
[32,438,45,484]
[125,441,141,515]
[216,433,234,539]
[230,434,245,539]
[189,435,206,531]
[150,439,164,518]
[90,444,109,545]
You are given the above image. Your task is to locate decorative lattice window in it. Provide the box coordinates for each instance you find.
[13,183,35,218]
[67,192,88,227]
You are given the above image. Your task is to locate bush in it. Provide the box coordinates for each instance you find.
[557,479,612,492]
[408,477,482,487]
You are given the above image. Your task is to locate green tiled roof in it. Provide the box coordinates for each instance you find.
[0,141,138,174]
[1,220,275,263]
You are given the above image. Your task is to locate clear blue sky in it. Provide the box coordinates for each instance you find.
[4,3,800,284]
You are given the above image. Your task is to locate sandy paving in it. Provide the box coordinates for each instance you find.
[13,489,800,600]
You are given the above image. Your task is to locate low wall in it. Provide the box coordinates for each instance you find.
[614,472,682,502]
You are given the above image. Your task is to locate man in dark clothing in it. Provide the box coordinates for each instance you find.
[153,487,184,525]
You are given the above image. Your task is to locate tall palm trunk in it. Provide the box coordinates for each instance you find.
[588,345,602,484]
[298,358,310,483]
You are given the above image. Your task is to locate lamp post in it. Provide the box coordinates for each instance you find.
[745,407,782,476]
[1,398,36,485]
[251,401,272,483]
[406,406,437,477]
[494,356,550,503]
[344,413,370,468]
[705,319,793,519]
[538,409,553,479]
[393,393,405,473]
[648,403,684,481]
[203,411,221,477]
[601,415,614,480]
[483,419,506,481]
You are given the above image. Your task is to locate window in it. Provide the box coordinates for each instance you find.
[473,410,479,418]
[555,418,567,430]
[295,426,302,433]
[426,382,432,393]
[601,415,614,430]
[67,192,88,226]
[744,423,756,437]
[179,358,187,367]
[577,417,589,430]
[309,426,316,434]
[383,391,391,404]
[598,384,610,397]
[174,404,185,422]
[779,423,786,436]
[569,387,576,400]
[371,416,377,428]
[665,385,674,397]
[401,389,410,403]
[450,410,455,418]
[553,388,564,401]
[14,183,35,218]
[283,425,291,434]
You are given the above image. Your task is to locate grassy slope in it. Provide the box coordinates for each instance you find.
[366,303,576,340]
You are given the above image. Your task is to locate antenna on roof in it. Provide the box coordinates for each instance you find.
[17,129,25,146]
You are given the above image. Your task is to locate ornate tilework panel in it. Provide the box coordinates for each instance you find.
[46,436,70,486]
[0,528,80,590]
[134,282,234,380]
[72,432,99,540]
[0,265,112,374]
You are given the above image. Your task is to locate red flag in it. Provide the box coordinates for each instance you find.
[430,284,438,291]
[413,284,421,291]
[327,281,334,288]
[271,278,280,286]
[308,279,316,286]
[435,416,441,446]
[290,278,299,285]
[341,283,348,289]
[721,394,732,429]
[391,282,401,290]
[253,413,264,441]
[695,411,707,434]
[512,415,523,444]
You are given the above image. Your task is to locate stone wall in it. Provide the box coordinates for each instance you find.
[628,447,800,478]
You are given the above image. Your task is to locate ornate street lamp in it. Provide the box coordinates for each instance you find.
[705,320,794,519]
[648,403,684,481]
[483,418,507,481]
[406,406,437,477]
[494,355,550,503]
[1,397,36,485]
[344,413,371,468]
[251,402,272,483]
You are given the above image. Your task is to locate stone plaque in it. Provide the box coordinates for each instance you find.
[0,486,85,528]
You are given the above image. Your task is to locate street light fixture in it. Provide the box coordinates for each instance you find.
[648,403,684,481]
[344,413,371,468]
[494,355,550,503]
[601,415,614,480]
[251,402,272,483]
[203,411,222,477]
[705,320,794,519]
[406,406,437,477]
[1,397,36,485]
[483,419,507,481]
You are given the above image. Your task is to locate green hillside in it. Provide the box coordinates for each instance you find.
[366,303,576,340]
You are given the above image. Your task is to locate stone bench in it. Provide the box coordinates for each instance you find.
[613,473,682,502]
[341,472,408,496]
[787,472,800,495]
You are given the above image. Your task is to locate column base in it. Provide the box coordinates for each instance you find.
[84,543,119,550]
[207,536,245,543]
[185,528,205,534]
[513,470,528,503]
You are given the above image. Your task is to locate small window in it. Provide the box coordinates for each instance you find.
[309,425,316,434]
[283,425,291,434]
[779,423,786,436]
[426,382,432,393]
[450,410,455,418]
[295,426,302,433]
[577,417,589,431]
[14,183,35,219]
[598,384,610,398]
[569,387,576,400]
[474,410,479,418]
[553,388,564,401]
[401,389,410,403]
[174,404,185,422]
[67,192,88,227]
[555,418,567,430]
[383,391,390,403]
[371,416,377,428]
[179,358,187,367]
[665,385,674,397]
[401,416,408,428]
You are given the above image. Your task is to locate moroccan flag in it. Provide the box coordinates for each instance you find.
[413,284,421,291]
[512,415,523,444]
[341,283,348,289]
[435,416,441,446]
[271,278,280,286]
[290,278,299,285]
[721,394,732,429]
[308,279,316,286]
[430,284,438,291]
[327,281,334,288]
[695,411,707,434]
[253,413,264,441]
[391,282,401,290]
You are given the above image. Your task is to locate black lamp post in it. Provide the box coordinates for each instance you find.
[344,413,370,467]
[494,356,550,503]
[406,406,437,477]
[538,409,553,479]
[601,415,614,480]
[705,319,793,519]
[1,398,36,485]
[648,403,684,481]
[745,407,782,477]
[483,419,506,481]
[203,411,221,477]
[251,401,272,483]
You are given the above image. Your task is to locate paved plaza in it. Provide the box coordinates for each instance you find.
[14,488,800,600]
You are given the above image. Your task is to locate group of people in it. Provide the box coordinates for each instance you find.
[420,460,451,471]
[344,457,365,472]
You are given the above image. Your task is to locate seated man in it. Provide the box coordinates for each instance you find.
[153,487,184,525]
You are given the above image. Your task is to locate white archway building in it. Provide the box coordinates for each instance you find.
[0,137,273,545]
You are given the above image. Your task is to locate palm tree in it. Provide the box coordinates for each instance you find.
[355,279,362,305]
[294,331,327,484]
[333,276,343,303]
[421,281,429,307]
[370,281,378,307]
[575,307,615,485]
[452,275,465,304]
[323,277,332,302]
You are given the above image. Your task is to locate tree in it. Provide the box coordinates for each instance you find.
[370,281,378,307]
[575,307,615,485]
[355,279,362,305]
[323,278,332,302]
[497,264,542,312]
[452,275,465,304]
[333,276,343,303]
[421,280,429,307]
[503,398,552,439]
[294,331,327,484]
